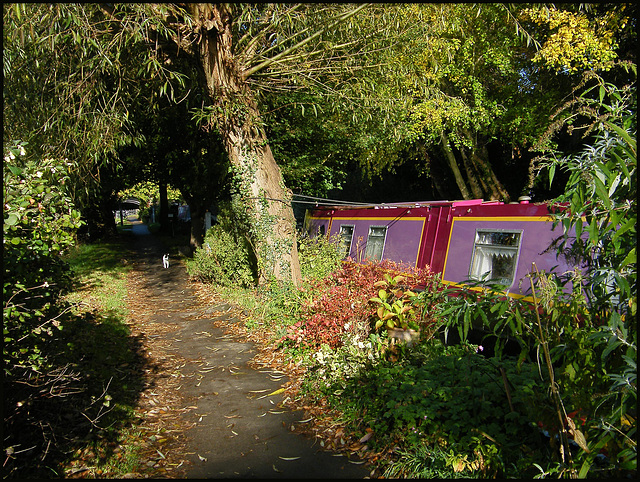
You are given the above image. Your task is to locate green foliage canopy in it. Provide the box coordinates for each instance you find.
[3,3,188,208]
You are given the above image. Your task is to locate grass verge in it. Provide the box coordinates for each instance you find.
[4,237,153,478]
[64,241,134,316]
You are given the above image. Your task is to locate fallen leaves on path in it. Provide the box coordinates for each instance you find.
[104,267,197,478]
[189,282,385,477]
[85,256,382,479]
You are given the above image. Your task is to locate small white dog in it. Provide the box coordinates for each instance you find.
[162,254,170,269]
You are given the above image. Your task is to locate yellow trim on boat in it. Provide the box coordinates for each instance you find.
[440,279,535,302]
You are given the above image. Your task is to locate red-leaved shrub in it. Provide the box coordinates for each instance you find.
[282,259,437,349]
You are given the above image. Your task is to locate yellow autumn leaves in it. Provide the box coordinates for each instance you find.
[521,7,623,73]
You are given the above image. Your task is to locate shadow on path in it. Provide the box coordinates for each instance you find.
[126,220,369,479]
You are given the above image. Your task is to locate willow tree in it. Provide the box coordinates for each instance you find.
[96,3,376,286]
[5,3,377,285]
[182,4,383,285]
[3,3,190,238]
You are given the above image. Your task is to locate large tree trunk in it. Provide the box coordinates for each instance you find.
[460,128,511,202]
[189,4,301,286]
[460,150,484,199]
[470,150,511,202]
[184,193,206,251]
[440,131,471,200]
[189,208,205,250]
[79,193,118,241]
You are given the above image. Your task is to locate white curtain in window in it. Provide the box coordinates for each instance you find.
[339,226,354,258]
[366,227,386,261]
[471,246,517,281]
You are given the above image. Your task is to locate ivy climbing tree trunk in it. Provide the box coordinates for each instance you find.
[189,4,301,286]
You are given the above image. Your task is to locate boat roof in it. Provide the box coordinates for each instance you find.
[311,198,503,210]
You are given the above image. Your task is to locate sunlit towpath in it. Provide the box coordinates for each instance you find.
[125,220,370,478]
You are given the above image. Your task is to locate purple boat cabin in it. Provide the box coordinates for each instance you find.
[304,198,576,298]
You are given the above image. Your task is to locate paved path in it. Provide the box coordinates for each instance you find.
[127,221,369,478]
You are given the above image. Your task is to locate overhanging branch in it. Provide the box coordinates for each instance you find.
[241,3,370,80]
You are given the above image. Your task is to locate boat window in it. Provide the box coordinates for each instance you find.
[338,225,354,258]
[469,230,522,285]
[365,226,387,261]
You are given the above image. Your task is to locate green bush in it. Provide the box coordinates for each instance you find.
[186,201,259,287]
[532,80,636,477]
[303,340,547,478]
[137,205,150,222]
[3,142,84,375]
[186,224,255,287]
[298,232,345,281]
[422,80,637,478]
[303,329,388,393]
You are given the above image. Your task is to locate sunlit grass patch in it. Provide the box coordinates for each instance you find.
[64,241,133,316]
[48,240,153,478]
[66,241,133,276]
[65,430,144,478]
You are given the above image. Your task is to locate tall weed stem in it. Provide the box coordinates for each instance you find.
[529,263,575,473]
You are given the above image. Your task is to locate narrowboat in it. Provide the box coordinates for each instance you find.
[304,197,578,299]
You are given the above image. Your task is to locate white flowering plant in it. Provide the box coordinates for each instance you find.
[3,141,84,374]
[304,321,388,394]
